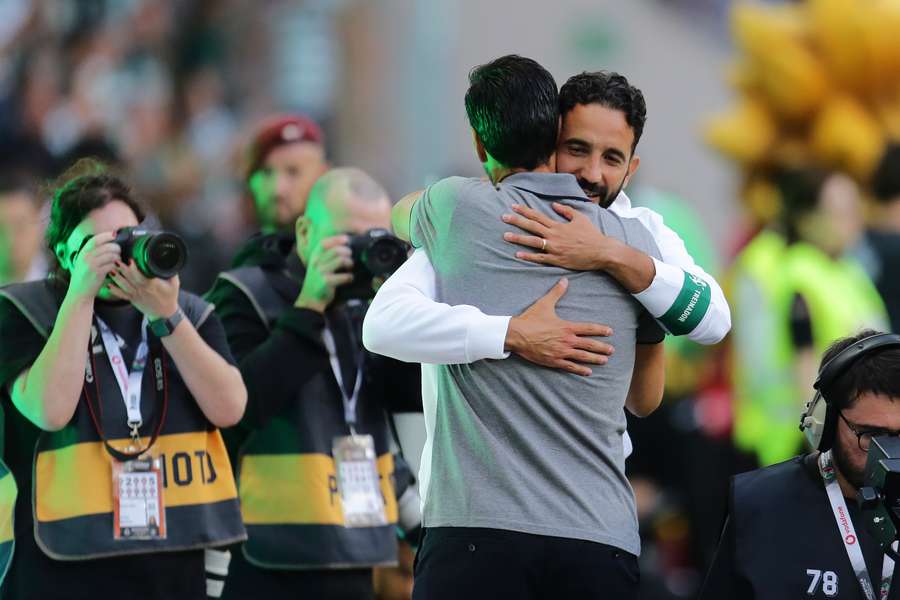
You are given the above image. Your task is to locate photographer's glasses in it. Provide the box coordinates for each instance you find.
[839,411,900,451]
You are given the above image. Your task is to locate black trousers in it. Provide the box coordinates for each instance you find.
[222,544,374,600]
[412,527,639,600]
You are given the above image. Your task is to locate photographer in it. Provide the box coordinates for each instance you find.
[0,160,247,600]
[700,329,900,600]
[206,167,420,600]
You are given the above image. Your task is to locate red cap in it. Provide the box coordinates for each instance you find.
[245,114,324,180]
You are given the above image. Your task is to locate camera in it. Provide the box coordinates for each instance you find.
[858,436,900,559]
[333,228,408,304]
[114,227,188,279]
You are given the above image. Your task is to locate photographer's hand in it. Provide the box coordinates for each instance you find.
[108,260,180,320]
[67,232,121,302]
[295,235,354,314]
[505,278,614,376]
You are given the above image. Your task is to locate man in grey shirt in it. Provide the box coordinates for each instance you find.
[397,56,663,599]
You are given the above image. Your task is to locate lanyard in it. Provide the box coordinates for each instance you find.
[96,317,150,442]
[322,327,364,433]
[819,451,896,600]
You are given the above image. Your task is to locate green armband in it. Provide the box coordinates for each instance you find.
[658,271,711,335]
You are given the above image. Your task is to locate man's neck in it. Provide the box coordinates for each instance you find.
[488,163,553,184]
[833,461,859,500]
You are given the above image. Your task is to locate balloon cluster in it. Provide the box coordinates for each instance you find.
[705,0,900,222]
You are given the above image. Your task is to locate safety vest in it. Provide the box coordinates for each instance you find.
[0,452,15,585]
[0,280,246,560]
[725,455,893,600]
[215,267,399,570]
[731,234,888,466]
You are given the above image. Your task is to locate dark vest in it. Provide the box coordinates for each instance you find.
[731,454,898,599]
[217,266,399,570]
[0,280,246,560]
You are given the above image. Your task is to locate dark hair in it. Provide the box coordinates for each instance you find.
[871,144,900,204]
[559,71,647,153]
[46,158,145,270]
[820,329,900,411]
[772,166,828,241]
[464,55,558,170]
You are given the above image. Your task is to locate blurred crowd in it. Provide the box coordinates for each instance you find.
[2,1,900,600]
[0,0,343,292]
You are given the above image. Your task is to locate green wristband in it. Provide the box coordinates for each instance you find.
[658,270,711,335]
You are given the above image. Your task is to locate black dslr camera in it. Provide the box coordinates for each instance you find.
[858,436,900,560]
[114,227,188,279]
[333,228,408,304]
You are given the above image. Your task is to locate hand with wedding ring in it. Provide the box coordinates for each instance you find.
[502,202,624,271]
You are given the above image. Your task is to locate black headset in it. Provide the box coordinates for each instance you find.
[799,333,900,451]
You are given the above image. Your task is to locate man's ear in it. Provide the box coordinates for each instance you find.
[295,215,311,245]
[471,128,488,163]
[623,154,641,188]
[54,242,69,270]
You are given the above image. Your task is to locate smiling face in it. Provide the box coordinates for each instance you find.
[56,200,140,299]
[555,103,641,207]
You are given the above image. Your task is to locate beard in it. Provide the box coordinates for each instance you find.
[831,437,866,490]
[577,176,627,208]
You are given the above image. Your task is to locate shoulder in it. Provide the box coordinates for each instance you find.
[177,289,215,328]
[733,455,820,515]
[0,279,61,339]
[422,176,491,207]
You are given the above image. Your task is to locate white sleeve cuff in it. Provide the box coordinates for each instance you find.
[465,315,512,362]
[632,258,684,318]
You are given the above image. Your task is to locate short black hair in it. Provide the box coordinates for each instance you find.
[871,143,900,204]
[820,329,900,411]
[464,55,558,170]
[559,71,647,153]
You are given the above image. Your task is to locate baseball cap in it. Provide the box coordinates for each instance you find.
[245,114,324,180]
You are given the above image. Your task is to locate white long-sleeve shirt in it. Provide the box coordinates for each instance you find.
[363,191,731,365]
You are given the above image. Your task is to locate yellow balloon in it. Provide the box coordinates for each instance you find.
[704,100,777,164]
[811,96,885,178]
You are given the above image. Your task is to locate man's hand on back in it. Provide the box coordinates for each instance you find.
[505,278,614,376]
[502,202,655,293]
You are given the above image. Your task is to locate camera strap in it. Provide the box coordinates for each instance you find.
[819,451,895,600]
[323,326,364,434]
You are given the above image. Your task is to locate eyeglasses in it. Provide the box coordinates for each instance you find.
[839,412,900,452]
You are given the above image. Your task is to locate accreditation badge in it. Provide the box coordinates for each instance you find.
[332,434,388,528]
[112,455,166,540]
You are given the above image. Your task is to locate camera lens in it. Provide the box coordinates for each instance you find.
[152,240,181,271]
[130,232,187,279]
[365,238,406,277]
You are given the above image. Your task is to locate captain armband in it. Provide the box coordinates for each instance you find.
[657,270,712,335]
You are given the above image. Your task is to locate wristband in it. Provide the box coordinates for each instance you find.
[149,307,185,337]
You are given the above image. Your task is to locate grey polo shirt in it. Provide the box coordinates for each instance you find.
[410,172,663,555]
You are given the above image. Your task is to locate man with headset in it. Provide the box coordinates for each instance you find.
[700,329,900,599]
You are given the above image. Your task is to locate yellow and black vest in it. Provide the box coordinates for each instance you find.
[0,429,16,583]
[0,280,246,560]
[217,267,399,570]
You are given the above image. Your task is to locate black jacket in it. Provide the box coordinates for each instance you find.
[700,454,900,600]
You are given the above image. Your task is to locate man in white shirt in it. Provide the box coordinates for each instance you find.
[364,71,730,373]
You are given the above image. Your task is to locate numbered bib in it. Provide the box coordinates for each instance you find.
[332,434,387,528]
[112,455,166,540]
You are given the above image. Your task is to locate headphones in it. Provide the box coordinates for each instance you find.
[800,333,900,451]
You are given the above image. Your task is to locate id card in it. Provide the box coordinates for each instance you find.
[332,434,387,528]
[112,455,166,540]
